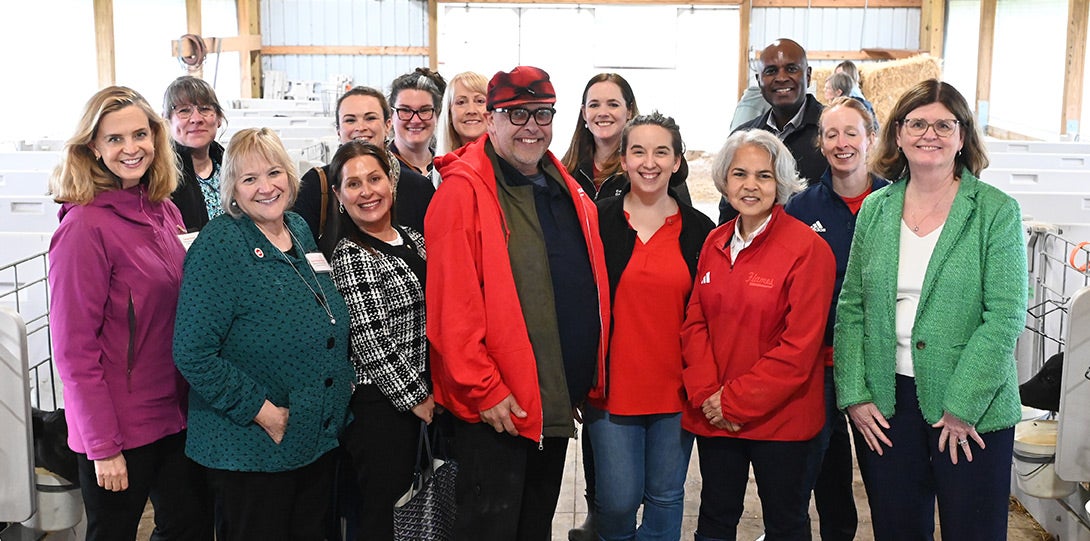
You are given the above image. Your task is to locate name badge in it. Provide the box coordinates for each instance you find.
[178,231,199,251]
[306,252,332,273]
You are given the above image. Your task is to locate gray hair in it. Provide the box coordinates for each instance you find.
[711,129,801,205]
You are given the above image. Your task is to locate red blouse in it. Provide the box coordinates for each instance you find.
[604,211,691,415]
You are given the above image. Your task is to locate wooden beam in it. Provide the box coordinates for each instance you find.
[738,0,751,101]
[186,0,202,77]
[976,0,996,128]
[746,48,925,62]
[93,0,115,87]
[261,46,432,56]
[919,0,944,58]
[171,35,263,56]
[435,0,919,4]
[237,0,261,99]
[1062,0,1089,136]
[428,0,439,71]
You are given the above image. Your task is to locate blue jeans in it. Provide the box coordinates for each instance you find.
[585,406,694,541]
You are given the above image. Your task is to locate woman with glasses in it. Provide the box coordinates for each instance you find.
[835,79,1027,540]
[163,76,227,231]
[389,67,446,183]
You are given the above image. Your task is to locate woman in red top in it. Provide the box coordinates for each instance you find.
[682,129,835,541]
[587,112,714,541]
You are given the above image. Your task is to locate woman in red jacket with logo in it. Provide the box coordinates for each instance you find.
[682,129,835,541]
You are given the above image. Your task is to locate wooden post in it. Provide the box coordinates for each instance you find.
[738,0,751,101]
[237,0,261,99]
[185,0,203,78]
[976,0,996,128]
[93,0,115,87]
[428,0,439,71]
[919,0,944,58]
[1062,0,1089,136]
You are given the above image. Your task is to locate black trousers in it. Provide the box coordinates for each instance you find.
[76,430,213,541]
[451,418,568,541]
[340,384,421,541]
[207,449,336,541]
[695,435,819,541]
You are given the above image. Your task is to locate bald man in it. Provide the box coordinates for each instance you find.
[719,38,829,224]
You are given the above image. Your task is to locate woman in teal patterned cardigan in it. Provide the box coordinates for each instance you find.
[834,80,1027,540]
[174,128,355,540]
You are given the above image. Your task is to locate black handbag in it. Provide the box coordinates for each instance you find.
[393,421,458,541]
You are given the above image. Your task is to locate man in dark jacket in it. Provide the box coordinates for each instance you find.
[719,38,828,224]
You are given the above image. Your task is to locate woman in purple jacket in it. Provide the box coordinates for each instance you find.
[48,86,211,541]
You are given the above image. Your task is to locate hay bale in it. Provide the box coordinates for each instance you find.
[813,55,943,126]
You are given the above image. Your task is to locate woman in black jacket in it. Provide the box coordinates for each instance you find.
[163,76,226,231]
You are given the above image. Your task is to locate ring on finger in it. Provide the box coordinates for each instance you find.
[958,439,968,446]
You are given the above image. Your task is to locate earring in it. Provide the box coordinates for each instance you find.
[230,200,239,208]
[584,123,589,129]
[339,202,344,214]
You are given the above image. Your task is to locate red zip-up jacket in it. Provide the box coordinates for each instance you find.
[681,206,835,441]
[426,136,610,442]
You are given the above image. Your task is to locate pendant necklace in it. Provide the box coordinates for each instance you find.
[276,227,336,325]
[909,177,957,233]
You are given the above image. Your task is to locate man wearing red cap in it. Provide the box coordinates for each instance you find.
[426,66,610,540]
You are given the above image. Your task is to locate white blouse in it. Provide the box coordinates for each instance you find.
[895,220,944,377]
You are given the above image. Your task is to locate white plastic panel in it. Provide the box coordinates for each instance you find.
[0,307,35,522]
[1057,287,1090,481]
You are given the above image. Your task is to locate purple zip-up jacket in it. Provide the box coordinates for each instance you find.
[48,184,189,460]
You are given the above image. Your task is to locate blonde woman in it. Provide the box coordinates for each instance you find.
[49,86,212,540]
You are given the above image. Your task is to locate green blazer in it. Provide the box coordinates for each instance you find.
[833,169,1027,433]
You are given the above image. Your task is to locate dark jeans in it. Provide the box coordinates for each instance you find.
[76,430,212,541]
[857,375,1014,541]
[802,366,857,541]
[340,384,421,541]
[451,417,568,541]
[207,449,336,541]
[695,435,819,541]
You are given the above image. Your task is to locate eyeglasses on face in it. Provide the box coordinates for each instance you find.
[900,118,959,138]
[173,104,217,120]
[495,107,556,126]
[394,107,436,122]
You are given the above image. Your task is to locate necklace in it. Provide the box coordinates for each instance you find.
[276,228,337,325]
[908,178,958,233]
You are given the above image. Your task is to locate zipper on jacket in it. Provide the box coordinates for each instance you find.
[127,293,136,392]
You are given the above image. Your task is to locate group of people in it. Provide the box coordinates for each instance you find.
[46,35,1027,541]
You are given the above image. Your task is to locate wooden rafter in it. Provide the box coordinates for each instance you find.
[1062,0,1088,136]
[738,0,751,101]
[976,0,996,126]
[185,0,203,78]
[919,0,943,58]
[93,0,115,87]
[436,0,922,5]
[428,0,439,71]
[237,0,261,99]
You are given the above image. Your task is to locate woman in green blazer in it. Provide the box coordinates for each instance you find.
[834,80,1027,540]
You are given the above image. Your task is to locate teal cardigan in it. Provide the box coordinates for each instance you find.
[833,169,1027,433]
[174,212,354,472]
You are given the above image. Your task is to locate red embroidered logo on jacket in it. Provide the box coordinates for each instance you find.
[745,272,774,289]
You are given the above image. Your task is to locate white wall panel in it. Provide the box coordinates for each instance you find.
[990,0,1064,139]
[262,0,429,91]
[943,0,980,111]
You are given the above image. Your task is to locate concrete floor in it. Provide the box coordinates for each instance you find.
[128,429,1053,540]
[550,431,1052,541]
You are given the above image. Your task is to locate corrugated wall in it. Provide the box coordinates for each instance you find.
[261,0,430,90]
[749,6,921,69]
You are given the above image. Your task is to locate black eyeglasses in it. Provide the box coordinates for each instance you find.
[394,107,436,122]
[173,104,217,120]
[495,107,556,126]
[900,118,959,138]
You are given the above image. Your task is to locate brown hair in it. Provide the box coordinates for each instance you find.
[560,73,638,182]
[50,86,178,204]
[872,79,988,180]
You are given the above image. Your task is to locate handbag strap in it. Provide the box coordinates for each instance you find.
[415,421,435,475]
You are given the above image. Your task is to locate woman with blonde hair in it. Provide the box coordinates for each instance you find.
[438,71,488,154]
[49,86,212,540]
[174,128,355,540]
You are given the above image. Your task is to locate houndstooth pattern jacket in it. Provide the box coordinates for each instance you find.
[330,227,429,412]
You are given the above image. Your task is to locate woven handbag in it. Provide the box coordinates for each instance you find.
[393,421,458,541]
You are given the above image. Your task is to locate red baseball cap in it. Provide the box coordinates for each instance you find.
[486,66,556,110]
